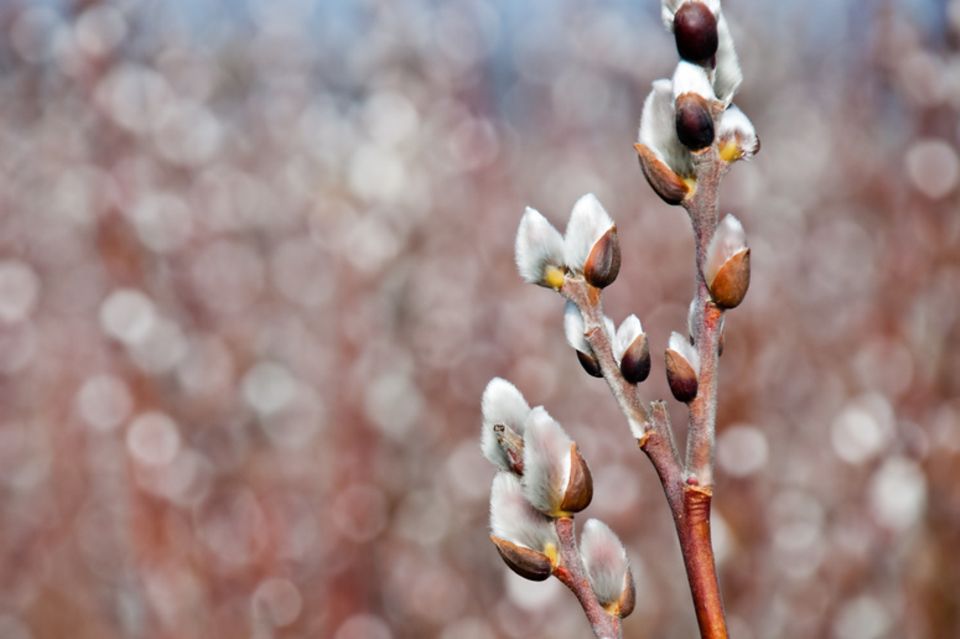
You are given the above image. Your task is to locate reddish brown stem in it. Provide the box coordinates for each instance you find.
[675,485,727,639]
[677,147,729,636]
[685,149,726,487]
[560,155,731,636]
[553,517,622,639]
[639,411,727,638]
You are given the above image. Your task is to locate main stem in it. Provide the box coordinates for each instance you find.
[678,148,728,638]
[685,149,725,487]
[561,150,729,637]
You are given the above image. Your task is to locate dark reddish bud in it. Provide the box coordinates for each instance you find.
[559,444,593,513]
[490,536,553,581]
[665,332,700,403]
[576,350,603,378]
[705,215,751,309]
[676,93,715,150]
[634,143,691,205]
[584,227,621,289]
[674,2,719,64]
[619,333,651,384]
[708,248,751,309]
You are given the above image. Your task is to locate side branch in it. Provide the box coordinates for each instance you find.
[561,279,655,434]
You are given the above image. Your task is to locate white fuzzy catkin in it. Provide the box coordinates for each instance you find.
[704,214,747,286]
[521,407,574,516]
[564,302,590,354]
[668,331,701,375]
[687,298,700,343]
[515,207,564,286]
[614,315,643,363]
[490,472,558,552]
[580,519,631,606]
[481,378,531,471]
[714,12,742,105]
[718,104,758,158]
[672,61,716,102]
[639,80,694,177]
[563,193,614,273]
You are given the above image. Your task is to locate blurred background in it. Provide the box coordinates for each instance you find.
[0,0,958,637]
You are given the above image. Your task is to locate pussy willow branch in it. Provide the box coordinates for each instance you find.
[560,148,731,639]
[679,147,728,639]
[553,517,623,639]
[684,148,725,488]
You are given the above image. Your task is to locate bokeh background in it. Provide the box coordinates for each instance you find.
[0,0,958,637]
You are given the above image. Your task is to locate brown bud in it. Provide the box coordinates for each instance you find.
[617,567,637,618]
[576,350,603,378]
[559,444,593,513]
[490,536,553,581]
[665,348,699,403]
[674,2,718,64]
[634,143,690,205]
[584,227,621,289]
[675,93,715,151]
[619,333,651,384]
[708,248,750,309]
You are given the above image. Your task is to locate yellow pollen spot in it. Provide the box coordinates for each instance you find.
[682,176,697,198]
[544,542,559,567]
[543,265,565,290]
[719,141,743,163]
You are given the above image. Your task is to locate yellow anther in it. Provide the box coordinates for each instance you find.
[543,265,565,290]
[719,141,743,163]
[544,542,559,567]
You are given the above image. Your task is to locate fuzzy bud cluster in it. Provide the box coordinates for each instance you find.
[480,379,635,616]
[515,194,621,291]
[482,380,592,515]
[564,305,651,385]
[482,379,593,578]
[637,1,759,204]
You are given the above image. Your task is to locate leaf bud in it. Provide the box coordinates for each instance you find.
[674,2,718,64]
[614,315,651,384]
[634,143,691,205]
[583,226,621,289]
[704,214,750,309]
[665,331,700,403]
[490,535,553,581]
[559,443,593,513]
[675,93,715,151]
